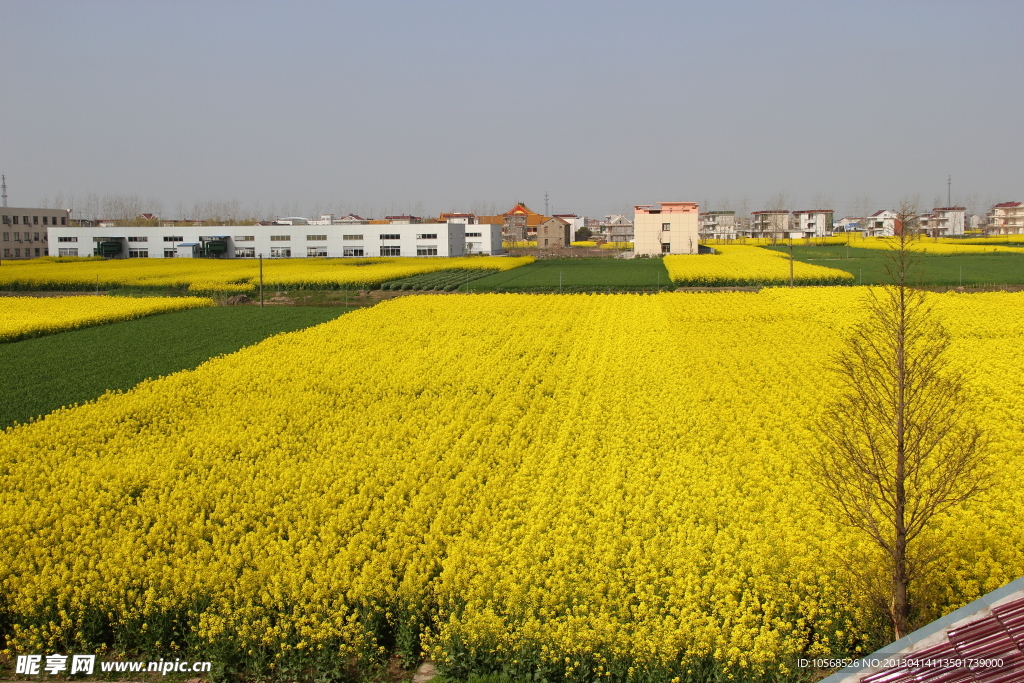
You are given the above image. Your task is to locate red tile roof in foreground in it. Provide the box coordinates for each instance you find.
[856,596,1024,683]
[793,209,834,214]
[993,202,1022,208]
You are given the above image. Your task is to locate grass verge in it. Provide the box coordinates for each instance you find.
[468,258,672,291]
[0,306,349,429]
[763,244,1024,286]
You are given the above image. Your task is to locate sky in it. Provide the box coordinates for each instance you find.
[2,0,1022,220]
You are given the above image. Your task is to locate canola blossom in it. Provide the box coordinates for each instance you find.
[599,241,633,250]
[664,245,853,286]
[835,236,1024,255]
[0,256,534,292]
[2,290,1023,682]
[953,235,1024,245]
[0,295,213,342]
[570,241,599,247]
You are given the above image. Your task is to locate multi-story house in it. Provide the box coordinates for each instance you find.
[604,214,634,243]
[750,210,791,239]
[790,209,833,238]
[535,217,571,248]
[863,210,898,237]
[633,202,699,255]
[919,206,966,237]
[698,211,737,240]
[477,202,551,242]
[987,202,1023,235]
[1,207,71,259]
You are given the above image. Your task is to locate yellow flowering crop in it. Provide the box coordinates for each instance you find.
[1,290,1022,681]
[664,245,853,286]
[599,241,633,249]
[838,236,1022,254]
[0,295,213,342]
[0,256,533,293]
[570,241,599,247]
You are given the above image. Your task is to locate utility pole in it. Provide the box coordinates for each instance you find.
[259,253,264,308]
[1,175,7,207]
[544,191,549,216]
[789,239,795,287]
[948,174,952,207]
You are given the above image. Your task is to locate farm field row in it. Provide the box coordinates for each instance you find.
[2,247,1022,296]
[0,295,212,342]
[0,256,533,293]
[0,306,349,429]
[2,290,1023,682]
[763,244,1024,286]
[470,258,673,291]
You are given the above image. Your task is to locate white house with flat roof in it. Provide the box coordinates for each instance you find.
[45,221,500,259]
[790,209,833,238]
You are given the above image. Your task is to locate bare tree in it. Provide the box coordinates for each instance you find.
[765,191,790,243]
[811,191,833,211]
[811,201,988,639]
[850,194,874,223]
[102,193,144,222]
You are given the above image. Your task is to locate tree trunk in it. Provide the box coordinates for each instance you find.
[892,273,910,639]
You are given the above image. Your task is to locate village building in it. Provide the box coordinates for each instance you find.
[749,210,791,239]
[987,202,1024,234]
[699,211,738,240]
[862,209,899,237]
[478,202,553,242]
[633,202,699,255]
[919,206,966,237]
[534,216,571,248]
[1,207,71,259]
[790,209,834,238]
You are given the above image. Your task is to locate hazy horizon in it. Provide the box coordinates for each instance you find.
[3,0,1022,220]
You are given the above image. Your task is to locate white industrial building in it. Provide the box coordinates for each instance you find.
[46,222,504,259]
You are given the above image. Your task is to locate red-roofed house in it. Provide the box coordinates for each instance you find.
[987,202,1023,235]
[919,206,966,237]
[864,209,899,237]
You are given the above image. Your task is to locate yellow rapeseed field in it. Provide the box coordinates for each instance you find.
[1,290,1022,681]
[0,256,534,293]
[0,295,214,342]
[664,245,854,285]
[830,235,1024,254]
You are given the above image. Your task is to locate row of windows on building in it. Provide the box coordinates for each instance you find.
[59,234,452,243]
[50,246,442,259]
[1,215,67,226]
[2,232,45,242]
[4,247,45,258]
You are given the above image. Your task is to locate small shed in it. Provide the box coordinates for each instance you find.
[176,243,200,258]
